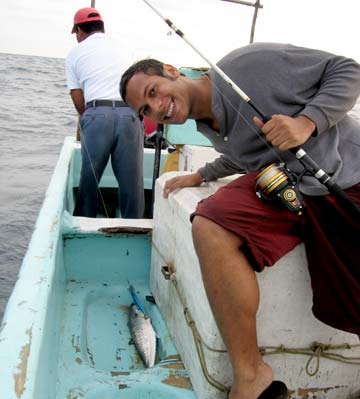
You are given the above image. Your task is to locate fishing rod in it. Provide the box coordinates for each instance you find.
[141,0,360,221]
[151,123,165,218]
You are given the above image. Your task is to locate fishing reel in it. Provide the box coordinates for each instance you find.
[255,163,304,216]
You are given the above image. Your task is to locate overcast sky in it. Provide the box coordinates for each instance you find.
[1,0,359,67]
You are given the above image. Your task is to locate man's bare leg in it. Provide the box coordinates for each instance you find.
[192,216,273,399]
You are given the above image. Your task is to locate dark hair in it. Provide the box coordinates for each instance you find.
[120,58,165,103]
[76,20,104,33]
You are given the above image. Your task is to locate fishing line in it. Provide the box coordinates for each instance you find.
[141,0,360,221]
[142,0,263,115]
[77,121,110,218]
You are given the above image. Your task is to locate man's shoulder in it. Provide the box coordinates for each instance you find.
[226,42,292,58]
[66,36,97,63]
[215,42,302,72]
[66,43,82,63]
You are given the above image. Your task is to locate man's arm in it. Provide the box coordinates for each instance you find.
[162,154,243,198]
[284,48,360,136]
[254,48,360,151]
[253,114,316,151]
[70,89,85,115]
[197,154,244,182]
[163,172,204,198]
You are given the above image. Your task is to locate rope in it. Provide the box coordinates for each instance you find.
[151,243,360,389]
[171,276,229,393]
[152,240,229,392]
[260,342,360,377]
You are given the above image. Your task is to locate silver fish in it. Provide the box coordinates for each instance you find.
[129,303,157,368]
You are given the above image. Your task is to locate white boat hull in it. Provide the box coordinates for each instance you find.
[150,161,360,399]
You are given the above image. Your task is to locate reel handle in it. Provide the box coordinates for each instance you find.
[253,105,360,221]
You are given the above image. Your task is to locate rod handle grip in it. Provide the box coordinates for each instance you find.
[262,115,272,123]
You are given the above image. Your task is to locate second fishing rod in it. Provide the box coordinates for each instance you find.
[142,0,360,222]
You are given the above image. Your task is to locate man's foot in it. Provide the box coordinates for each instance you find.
[229,361,273,399]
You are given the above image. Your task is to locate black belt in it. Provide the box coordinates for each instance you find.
[86,100,128,108]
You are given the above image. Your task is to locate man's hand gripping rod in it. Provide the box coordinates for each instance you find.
[142,0,360,221]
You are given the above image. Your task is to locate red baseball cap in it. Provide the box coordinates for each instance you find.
[71,7,103,33]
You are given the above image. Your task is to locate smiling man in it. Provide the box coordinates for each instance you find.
[120,44,360,399]
[120,59,221,194]
[123,61,213,125]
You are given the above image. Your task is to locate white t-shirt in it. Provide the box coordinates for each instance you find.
[65,33,131,103]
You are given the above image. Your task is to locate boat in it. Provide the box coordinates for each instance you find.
[0,62,359,399]
[0,65,209,399]
[0,133,199,399]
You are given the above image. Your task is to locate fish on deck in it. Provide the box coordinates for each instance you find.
[128,285,157,368]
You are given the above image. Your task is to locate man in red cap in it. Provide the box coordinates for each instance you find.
[66,7,144,218]
[71,7,103,33]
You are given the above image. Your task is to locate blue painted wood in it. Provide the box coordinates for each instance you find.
[0,137,196,399]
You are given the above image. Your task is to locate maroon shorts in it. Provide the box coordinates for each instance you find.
[192,172,360,334]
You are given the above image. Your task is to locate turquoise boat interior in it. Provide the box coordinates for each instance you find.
[0,136,197,399]
[56,227,195,399]
[0,66,212,398]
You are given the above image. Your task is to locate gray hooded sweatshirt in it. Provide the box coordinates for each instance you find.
[196,43,360,195]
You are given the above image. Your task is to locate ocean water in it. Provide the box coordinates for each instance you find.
[0,53,77,320]
[0,52,360,323]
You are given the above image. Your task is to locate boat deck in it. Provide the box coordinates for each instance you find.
[54,230,196,399]
[0,138,197,399]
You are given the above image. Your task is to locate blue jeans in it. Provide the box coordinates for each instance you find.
[74,105,144,218]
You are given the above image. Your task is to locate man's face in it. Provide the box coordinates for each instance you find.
[125,67,190,125]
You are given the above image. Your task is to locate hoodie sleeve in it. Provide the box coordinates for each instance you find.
[197,153,244,181]
[285,47,360,135]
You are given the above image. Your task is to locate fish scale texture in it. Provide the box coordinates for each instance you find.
[129,303,156,368]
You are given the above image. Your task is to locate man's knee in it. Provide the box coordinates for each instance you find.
[192,215,213,240]
[192,215,245,249]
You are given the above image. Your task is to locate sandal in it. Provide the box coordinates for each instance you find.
[227,380,289,399]
[258,381,289,399]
